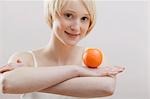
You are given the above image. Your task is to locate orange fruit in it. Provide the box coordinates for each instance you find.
[82,48,103,68]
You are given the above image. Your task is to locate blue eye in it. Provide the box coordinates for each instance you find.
[64,13,73,19]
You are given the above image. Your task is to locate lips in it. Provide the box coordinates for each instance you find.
[65,31,80,37]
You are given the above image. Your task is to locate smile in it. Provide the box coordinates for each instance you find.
[64,31,80,37]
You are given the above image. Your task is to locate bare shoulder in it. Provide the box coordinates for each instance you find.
[8,51,34,67]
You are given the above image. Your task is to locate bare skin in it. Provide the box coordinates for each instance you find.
[0,47,124,98]
[0,0,125,98]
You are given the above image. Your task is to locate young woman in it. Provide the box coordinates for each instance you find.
[0,0,125,99]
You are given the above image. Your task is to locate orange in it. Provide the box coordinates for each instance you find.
[82,48,103,68]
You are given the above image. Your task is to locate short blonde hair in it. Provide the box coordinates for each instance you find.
[44,0,96,34]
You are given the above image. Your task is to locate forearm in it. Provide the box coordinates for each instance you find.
[2,66,79,94]
[39,76,116,98]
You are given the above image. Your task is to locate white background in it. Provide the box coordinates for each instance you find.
[0,0,149,99]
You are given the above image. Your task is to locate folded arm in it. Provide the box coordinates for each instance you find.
[1,64,122,98]
[2,66,80,94]
[0,52,124,98]
[40,76,116,98]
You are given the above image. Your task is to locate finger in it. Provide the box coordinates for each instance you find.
[0,64,15,73]
[0,64,9,69]
[101,71,111,76]
[111,66,125,72]
[114,66,125,70]
[0,67,14,73]
[104,69,123,76]
[0,69,12,73]
[0,65,10,70]
[109,69,125,76]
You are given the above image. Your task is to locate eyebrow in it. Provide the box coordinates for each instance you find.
[63,10,90,16]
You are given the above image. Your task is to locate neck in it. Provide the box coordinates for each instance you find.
[44,34,82,65]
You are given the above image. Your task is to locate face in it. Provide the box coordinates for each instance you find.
[52,0,90,46]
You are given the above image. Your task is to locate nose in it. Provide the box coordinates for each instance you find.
[70,20,80,32]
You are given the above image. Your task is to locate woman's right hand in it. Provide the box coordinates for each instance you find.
[0,63,24,73]
[78,66,125,77]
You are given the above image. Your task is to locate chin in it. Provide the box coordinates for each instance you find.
[66,43,77,46]
[64,41,78,46]
[61,38,81,46]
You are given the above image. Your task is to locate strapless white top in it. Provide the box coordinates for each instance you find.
[20,51,83,99]
[21,92,78,99]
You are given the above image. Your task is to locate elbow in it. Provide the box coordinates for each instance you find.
[104,85,115,96]
[3,77,23,94]
[97,77,116,97]
[2,76,12,94]
[0,73,9,94]
[2,73,18,94]
[97,85,115,97]
[2,77,20,94]
[103,78,116,96]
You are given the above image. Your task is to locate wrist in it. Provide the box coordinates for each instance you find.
[70,66,82,77]
[73,66,92,77]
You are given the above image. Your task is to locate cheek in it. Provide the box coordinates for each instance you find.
[53,20,65,33]
[57,20,68,32]
[52,21,58,29]
[82,25,89,34]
